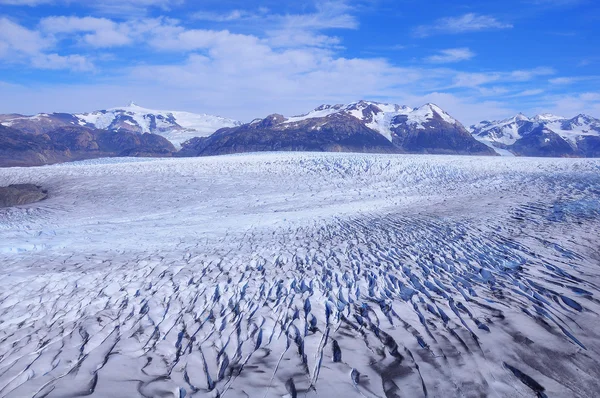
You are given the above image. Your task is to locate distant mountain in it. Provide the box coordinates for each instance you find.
[471,113,600,157]
[4,101,600,164]
[0,103,241,148]
[180,101,496,157]
[0,124,176,167]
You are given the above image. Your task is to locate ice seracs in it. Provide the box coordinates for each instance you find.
[0,153,599,397]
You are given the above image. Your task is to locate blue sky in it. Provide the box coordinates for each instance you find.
[0,0,598,124]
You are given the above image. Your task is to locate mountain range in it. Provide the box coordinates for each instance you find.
[180,101,494,156]
[0,102,240,148]
[1,101,599,166]
[471,113,600,157]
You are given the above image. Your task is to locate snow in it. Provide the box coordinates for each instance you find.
[545,120,600,145]
[472,113,600,147]
[406,103,456,129]
[1,153,600,397]
[75,104,240,148]
[285,107,342,123]
[365,111,397,141]
[534,113,564,122]
[472,135,514,156]
[283,102,451,141]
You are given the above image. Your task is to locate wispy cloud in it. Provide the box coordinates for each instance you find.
[192,10,251,22]
[0,17,50,57]
[510,89,544,97]
[31,53,94,71]
[529,0,586,6]
[0,0,182,17]
[40,16,132,48]
[532,91,600,117]
[425,48,475,63]
[549,76,600,84]
[0,17,96,71]
[414,13,512,38]
[0,0,179,5]
[452,67,554,88]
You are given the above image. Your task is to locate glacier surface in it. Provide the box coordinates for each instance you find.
[1,153,600,397]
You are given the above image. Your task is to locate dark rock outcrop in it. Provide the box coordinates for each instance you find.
[471,113,600,157]
[576,136,600,157]
[0,124,176,167]
[390,114,494,155]
[0,184,48,207]
[180,102,496,157]
[510,127,576,157]
[180,112,399,156]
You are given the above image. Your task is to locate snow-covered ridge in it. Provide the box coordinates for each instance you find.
[283,101,459,141]
[0,102,241,148]
[471,112,600,147]
[75,102,241,147]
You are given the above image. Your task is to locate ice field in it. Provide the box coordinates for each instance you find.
[1,152,600,397]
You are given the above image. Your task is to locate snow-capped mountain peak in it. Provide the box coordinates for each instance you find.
[410,103,458,126]
[513,113,529,122]
[533,113,564,122]
[76,104,241,147]
[0,104,241,148]
[183,100,493,156]
[283,101,459,141]
[471,111,600,157]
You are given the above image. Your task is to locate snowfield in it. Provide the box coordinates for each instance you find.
[1,153,600,398]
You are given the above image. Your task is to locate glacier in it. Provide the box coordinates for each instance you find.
[1,153,600,397]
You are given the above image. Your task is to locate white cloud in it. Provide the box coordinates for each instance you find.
[0,0,179,5]
[511,89,545,97]
[0,17,93,71]
[193,10,249,22]
[509,67,554,81]
[530,0,585,6]
[452,67,555,88]
[278,1,358,30]
[414,13,513,37]
[549,76,600,84]
[425,48,475,64]
[0,17,50,57]
[40,16,132,47]
[0,9,585,125]
[191,2,356,50]
[0,0,51,3]
[533,92,600,117]
[31,53,94,71]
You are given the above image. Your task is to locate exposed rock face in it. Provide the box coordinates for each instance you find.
[180,101,496,157]
[179,112,398,156]
[0,103,241,148]
[510,126,576,157]
[0,184,47,207]
[577,136,600,157]
[0,124,176,167]
[471,113,600,157]
[0,113,81,135]
[390,113,493,155]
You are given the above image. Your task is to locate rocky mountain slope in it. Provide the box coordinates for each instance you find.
[3,101,600,165]
[471,113,600,157]
[0,103,241,148]
[180,101,496,156]
[0,124,176,167]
